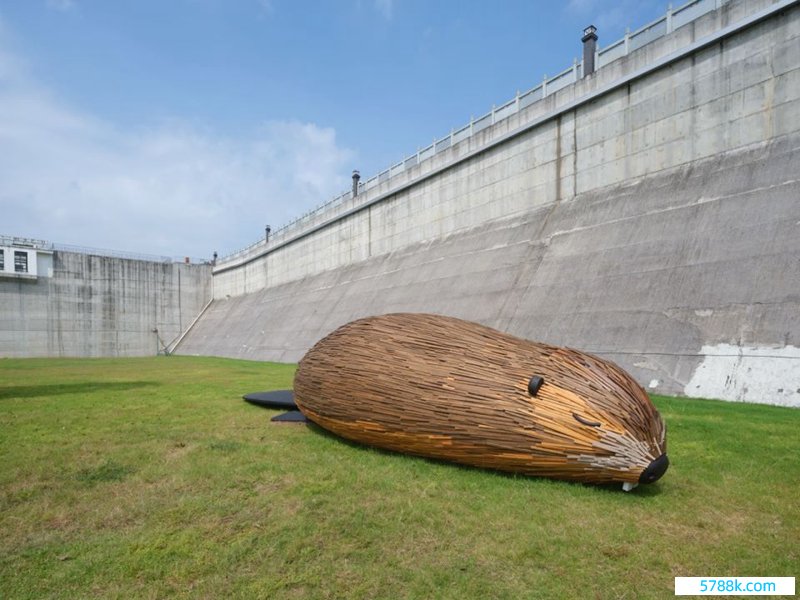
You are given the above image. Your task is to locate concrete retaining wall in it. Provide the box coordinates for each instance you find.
[179,0,800,407]
[0,251,211,357]
[211,0,798,298]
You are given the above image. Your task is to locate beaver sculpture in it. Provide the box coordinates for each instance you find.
[246,313,669,491]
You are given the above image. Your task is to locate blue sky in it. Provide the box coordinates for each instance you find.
[0,0,668,258]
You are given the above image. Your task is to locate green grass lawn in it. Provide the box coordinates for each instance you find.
[1,357,798,599]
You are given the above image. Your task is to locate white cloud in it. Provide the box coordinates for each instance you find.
[566,0,597,14]
[0,35,354,259]
[257,0,274,16]
[374,0,393,20]
[46,0,76,12]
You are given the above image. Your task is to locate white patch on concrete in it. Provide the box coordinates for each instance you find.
[648,379,660,389]
[685,344,800,407]
[634,361,658,371]
[694,309,713,317]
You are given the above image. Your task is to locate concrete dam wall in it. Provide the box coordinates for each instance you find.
[0,249,211,357]
[177,0,800,407]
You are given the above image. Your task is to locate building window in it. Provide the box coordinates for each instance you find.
[0,249,4,271]
[14,251,28,273]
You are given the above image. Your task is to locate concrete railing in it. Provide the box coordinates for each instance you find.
[218,0,725,265]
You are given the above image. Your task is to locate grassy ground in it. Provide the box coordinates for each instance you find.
[0,356,798,599]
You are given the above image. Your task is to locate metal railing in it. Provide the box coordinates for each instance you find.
[1,234,210,264]
[52,242,174,262]
[52,242,210,264]
[219,0,724,264]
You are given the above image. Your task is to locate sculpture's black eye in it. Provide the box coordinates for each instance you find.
[528,376,544,396]
[573,413,601,427]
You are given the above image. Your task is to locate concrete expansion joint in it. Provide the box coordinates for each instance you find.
[590,348,800,360]
[666,300,794,311]
[547,195,720,241]
[725,177,800,199]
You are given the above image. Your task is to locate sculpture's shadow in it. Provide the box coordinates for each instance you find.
[0,381,159,400]
[304,421,666,497]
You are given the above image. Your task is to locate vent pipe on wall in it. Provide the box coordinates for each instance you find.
[582,25,598,77]
[352,170,361,197]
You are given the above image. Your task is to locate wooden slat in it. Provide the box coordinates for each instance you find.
[294,313,667,485]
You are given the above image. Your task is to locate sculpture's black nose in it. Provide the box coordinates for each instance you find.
[639,454,669,484]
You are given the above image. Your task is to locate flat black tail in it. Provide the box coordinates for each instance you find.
[270,410,308,423]
[242,390,297,410]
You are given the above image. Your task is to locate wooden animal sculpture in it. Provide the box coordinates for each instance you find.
[247,313,668,490]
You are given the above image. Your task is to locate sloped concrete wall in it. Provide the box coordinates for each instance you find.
[0,251,211,357]
[179,0,800,406]
[179,135,800,406]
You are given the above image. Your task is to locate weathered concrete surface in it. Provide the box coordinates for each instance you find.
[180,133,800,406]
[686,345,800,407]
[178,0,800,407]
[0,251,211,357]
